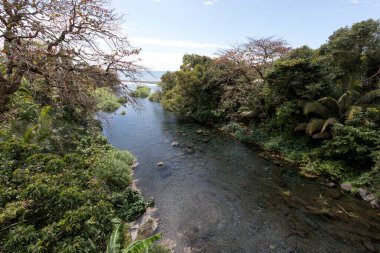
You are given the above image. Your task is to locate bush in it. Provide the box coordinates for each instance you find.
[130,86,151,98]
[94,87,123,112]
[0,102,146,252]
[149,90,162,102]
[301,159,348,179]
[316,124,380,169]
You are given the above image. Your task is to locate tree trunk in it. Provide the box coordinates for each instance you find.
[0,77,19,113]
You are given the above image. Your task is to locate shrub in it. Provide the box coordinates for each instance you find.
[130,86,151,98]
[316,124,380,169]
[301,159,348,179]
[0,105,146,252]
[95,87,122,112]
[149,90,162,102]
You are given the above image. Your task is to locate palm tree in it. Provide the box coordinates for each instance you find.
[295,84,380,139]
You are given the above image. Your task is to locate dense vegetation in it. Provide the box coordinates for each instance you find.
[130,86,152,98]
[95,87,128,112]
[154,19,380,198]
[0,1,166,252]
[0,81,150,252]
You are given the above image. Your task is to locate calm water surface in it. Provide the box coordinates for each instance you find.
[101,98,380,253]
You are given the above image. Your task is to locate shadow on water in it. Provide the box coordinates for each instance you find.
[100,98,380,253]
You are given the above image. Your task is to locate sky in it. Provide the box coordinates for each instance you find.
[111,0,380,71]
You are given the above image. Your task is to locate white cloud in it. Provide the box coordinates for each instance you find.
[350,0,361,4]
[130,37,228,49]
[204,0,219,6]
[127,37,229,70]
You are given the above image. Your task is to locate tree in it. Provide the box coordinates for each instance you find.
[319,19,380,90]
[220,36,290,83]
[296,86,380,139]
[0,0,142,113]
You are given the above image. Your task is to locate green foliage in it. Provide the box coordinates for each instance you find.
[159,54,224,123]
[302,159,348,179]
[130,86,151,98]
[95,88,123,112]
[0,95,147,252]
[94,150,134,191]
[106,220,164,253]
[123,233,162,253]
[148,91,162,102]
[320,19,380,84]
[316,124,380,168]
[106,219,123,253]
[156,20,380,195]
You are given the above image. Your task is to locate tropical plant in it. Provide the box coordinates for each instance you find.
[106,220,162,253]
[296,83,380,139]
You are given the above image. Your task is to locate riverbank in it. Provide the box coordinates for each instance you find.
[0,85,166,252]
[218,122,380,210]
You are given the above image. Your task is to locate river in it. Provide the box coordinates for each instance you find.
[100,98,380,253]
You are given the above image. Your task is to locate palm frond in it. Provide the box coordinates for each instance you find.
[357,89,380,105]
[346,106,362,121]
[337,91,355,114]
[321,117,338,133]
[316,97,339,114]
[106,220,122,253]
[294,123,308,132]
[123,233,162,253]
[303,102,329,118]
[312,132,331,139]
[306,118,325,136]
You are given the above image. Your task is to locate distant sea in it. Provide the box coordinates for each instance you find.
[139,71,167,82]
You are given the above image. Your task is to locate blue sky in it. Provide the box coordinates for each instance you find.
[111,0,380,71]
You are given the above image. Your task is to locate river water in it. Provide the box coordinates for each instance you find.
[101,98,380,253]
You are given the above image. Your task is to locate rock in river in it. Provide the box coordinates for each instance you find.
[370,199,380,209]
[157,161,165,167]
[340,182,352,192]
[131,162,140,169]
[171,141,179,147]
[358,188,376,202]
